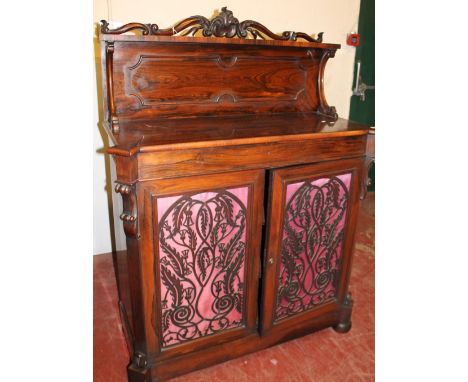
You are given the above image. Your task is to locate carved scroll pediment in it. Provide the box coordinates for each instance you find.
[101,6,323,43]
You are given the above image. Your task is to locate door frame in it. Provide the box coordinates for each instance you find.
[138,169,264,359]
[261,158,363,334]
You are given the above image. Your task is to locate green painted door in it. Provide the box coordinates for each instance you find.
[349,0,375,191]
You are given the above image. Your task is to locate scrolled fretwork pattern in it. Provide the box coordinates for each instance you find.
[275,174,351,321]
[101,7,323,43]
[156,188,249,347]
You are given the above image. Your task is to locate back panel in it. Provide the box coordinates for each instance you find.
[111,42,323,121]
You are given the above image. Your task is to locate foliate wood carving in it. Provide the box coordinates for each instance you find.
[317,49,338,121]
[156,188,248,347]
[275,174,350,321]
[115,182,138,237]
[101,7,323,43]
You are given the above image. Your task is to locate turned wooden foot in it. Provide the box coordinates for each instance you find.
[127,353,151,382]
[333,293,353,334]
[333,320,352,333]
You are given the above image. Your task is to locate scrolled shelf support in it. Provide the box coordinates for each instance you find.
[316,49,339,121]
[105,41,119,133]
[115,182,138,238]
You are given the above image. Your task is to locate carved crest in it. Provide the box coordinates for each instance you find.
[101,7,323,43]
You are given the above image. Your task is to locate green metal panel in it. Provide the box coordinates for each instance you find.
[349,0,375,190]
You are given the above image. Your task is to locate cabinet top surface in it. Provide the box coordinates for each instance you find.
[100,34,340,50]
[106,113,369,156]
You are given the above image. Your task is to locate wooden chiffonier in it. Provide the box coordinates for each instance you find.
[99,8,370,382]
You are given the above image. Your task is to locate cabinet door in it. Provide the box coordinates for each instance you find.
[139,170,264,358]
[261,158,362,333]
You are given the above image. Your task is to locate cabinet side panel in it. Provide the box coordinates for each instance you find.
[109,156,134,351]
[110,156,127,252]
[275,173,351,321]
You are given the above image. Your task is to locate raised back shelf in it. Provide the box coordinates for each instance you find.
[100,7,340,133]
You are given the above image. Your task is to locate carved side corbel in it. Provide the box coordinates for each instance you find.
[105,41,119,133]
[115,182,138,237]
[317,49,338,121]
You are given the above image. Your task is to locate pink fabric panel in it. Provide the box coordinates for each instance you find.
[276,173,351,321]
[157,187,248,347]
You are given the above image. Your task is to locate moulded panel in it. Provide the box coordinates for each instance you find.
[127,56,307,105]
[112,42,321,120]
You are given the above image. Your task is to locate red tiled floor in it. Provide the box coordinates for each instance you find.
[94,193,374,382]
[94,254,129,382]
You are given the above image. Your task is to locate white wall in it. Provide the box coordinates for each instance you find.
[93,0,361,254]
[93,63,110,255]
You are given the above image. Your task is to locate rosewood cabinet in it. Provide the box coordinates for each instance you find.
[99,8,370,382]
